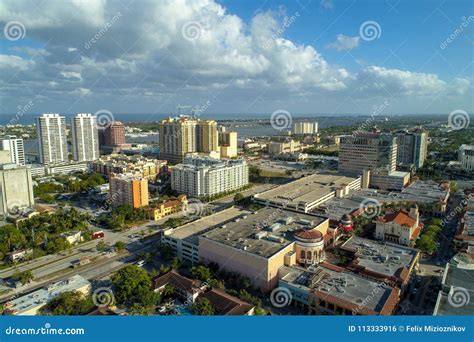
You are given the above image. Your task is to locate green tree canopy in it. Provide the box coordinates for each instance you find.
[39,291,94,315]
[192,298,215,315]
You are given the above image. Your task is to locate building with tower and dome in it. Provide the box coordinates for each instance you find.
[294,228,326,266]
[375,203,423,247]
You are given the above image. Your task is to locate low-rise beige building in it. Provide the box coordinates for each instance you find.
[268,139,302,155]
[253,173,362,213]
[146,195,187,220]
[198,207,330,291]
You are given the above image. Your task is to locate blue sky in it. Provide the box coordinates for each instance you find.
[222,0,472,78]
[0,0,472,116]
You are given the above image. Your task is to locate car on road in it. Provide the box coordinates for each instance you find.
[135,260,146,267]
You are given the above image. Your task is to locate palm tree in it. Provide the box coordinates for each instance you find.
[162,284,175,298]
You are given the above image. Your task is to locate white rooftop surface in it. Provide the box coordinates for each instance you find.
[254,173,360,205]
[341,237,418,278]
[280,265,394,313]
[167,207,249,244]
[5,275,91,315]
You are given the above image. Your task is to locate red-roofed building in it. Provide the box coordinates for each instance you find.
[151,270,205,304]
[198,289,254,315]
[375,204,423,246]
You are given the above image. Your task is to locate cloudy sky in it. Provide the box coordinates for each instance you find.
[0,0,472,117]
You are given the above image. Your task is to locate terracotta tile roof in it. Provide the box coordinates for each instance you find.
[198,289,254,315]
[410,223,423,240]
[163,199,182,208]
[294,229,323,240]
[376,210,416,227]
[151,270,201,293]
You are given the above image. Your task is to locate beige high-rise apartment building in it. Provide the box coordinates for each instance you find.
[159,116,218,163]
[109,173,149,208]
[293,122,318,135]
[338,133,397,175]
[171,156,248,197]
[197,120,218,153]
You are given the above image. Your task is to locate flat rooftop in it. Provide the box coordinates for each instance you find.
[435,253,474,315]
[318,180,449,220]
[166,207,248,245]
[341,237,418,278]
[253,173,360,206]
[463,210,474,237]
[5,275,90,315]
[201,207,328,258]
[280,265,396,314]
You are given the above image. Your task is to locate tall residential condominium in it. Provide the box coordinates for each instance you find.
[36,114,68,165]
[0,164,34,217]
[338,132,397,175]
[293,122,318,135]
[171,156,249,197]
[218,131,238,158]
[396,129,428,169]
[71,114,100,162]
[158,116,218,163]
[109,173,149,208]
[459,144,474,171]
[104,121,126,146]
[196,120,218,153]
[0,135,25,165]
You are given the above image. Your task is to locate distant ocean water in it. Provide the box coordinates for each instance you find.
[0,112,387,125]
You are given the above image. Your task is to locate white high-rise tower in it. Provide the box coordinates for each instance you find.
[0,135,25,165]
[71,113,100,162]
[36,114,68,165]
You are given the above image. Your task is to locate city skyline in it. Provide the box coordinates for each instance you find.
[0,0,473,331]
[0,0,472,116]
